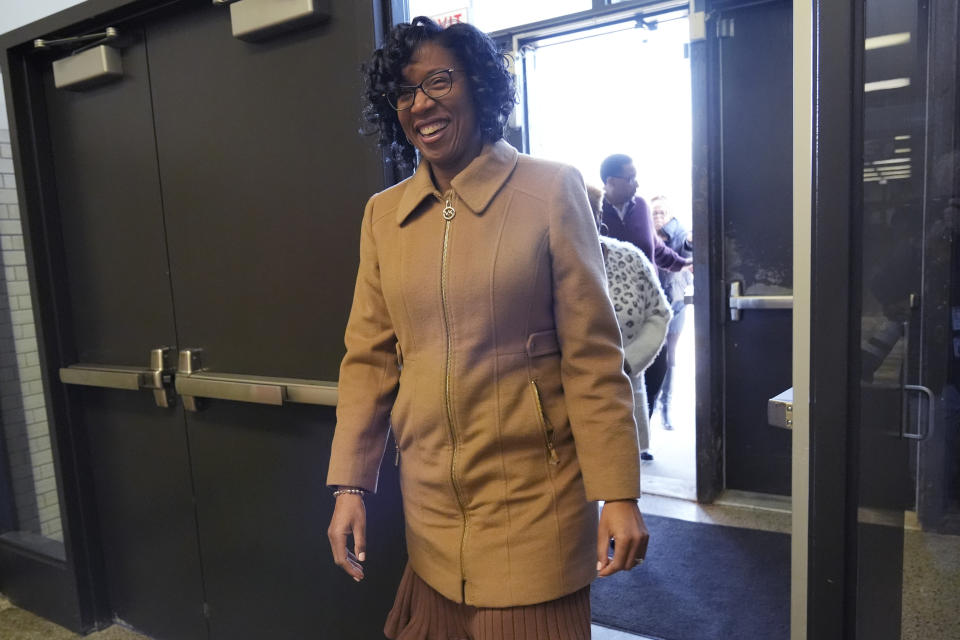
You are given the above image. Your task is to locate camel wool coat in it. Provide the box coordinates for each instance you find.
[327,140,642,608]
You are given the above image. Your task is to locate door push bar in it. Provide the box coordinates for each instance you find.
[728,281,793,321]
[175,349,338,412]
[59,348,338,411]
[59,347,176,408]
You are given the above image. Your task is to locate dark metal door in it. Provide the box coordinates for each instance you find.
[36,1,404,639]
[707,0,793,496]
[42,27,207,640]
[143,3,404,638]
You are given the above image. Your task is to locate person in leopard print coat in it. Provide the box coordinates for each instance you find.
[587,185,672,456]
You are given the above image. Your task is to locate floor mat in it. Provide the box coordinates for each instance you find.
[591,514,789,640]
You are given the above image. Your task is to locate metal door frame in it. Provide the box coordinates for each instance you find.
[793,0,873,638]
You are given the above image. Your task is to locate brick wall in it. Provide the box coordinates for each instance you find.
[0,128,62,543]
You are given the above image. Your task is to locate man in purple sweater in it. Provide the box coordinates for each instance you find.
[600,154,691,437]
[600,154,691,272]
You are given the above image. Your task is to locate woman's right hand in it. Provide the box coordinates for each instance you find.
[327,493,367,582]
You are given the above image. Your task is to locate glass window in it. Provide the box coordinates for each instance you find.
[0,126,64,560]
[407,0,592,34]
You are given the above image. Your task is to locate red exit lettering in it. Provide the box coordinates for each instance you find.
[436,13,465,28]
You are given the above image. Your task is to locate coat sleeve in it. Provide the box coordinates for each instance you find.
[548,166,642,501]
[622,253,672,374]
[653,233,692,272]
[326,196,399,493]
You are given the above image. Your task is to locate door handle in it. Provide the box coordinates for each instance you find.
[899,319,934,441]
[901,384,934,441]
[175,349,338,412]
[728,281,793,321]
[59,347,176,408]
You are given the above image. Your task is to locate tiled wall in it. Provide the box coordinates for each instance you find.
[0,128,62,543]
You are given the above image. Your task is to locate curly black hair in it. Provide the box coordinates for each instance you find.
[362,17,516,172]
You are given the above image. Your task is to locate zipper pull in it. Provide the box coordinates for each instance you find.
[546,441,559,465]
[442,198,456,221]
[394,442,400,466]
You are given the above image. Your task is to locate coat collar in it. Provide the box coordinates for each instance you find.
[395,139,519,225]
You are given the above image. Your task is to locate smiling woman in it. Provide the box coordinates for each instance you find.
[361,17,515,177]
[395,45,482,190]
[326,16,651,640]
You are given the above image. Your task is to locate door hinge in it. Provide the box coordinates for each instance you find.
[717,17,735,39]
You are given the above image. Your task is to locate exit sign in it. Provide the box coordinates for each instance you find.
[431,7,470,27]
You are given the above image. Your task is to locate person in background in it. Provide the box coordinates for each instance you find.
[650,195,693,430]
[588,185,672,460]
[327,17,649,640]
[599,154,691,416]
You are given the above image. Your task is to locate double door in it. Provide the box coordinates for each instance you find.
[40,2,403,638]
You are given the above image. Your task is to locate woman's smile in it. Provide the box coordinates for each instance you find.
[414,117,450,142]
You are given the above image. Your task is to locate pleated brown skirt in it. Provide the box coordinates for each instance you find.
[384,564,592,640]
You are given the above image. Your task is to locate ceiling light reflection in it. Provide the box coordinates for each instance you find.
[865,32,911,50]
[865,78,911,92]
[872,158,911,165]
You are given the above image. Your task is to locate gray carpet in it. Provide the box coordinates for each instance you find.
[591,515,790,640]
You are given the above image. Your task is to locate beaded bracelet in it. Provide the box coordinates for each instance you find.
[332,487,366,499]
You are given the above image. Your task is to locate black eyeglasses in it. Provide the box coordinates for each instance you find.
[385,68,456,111]
[612,174,638,184]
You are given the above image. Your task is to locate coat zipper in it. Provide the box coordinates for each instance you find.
[439,193,468,598]
[394,342,402,466]
[530,379,560,465]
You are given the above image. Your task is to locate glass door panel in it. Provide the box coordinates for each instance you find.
[854,0,960,638]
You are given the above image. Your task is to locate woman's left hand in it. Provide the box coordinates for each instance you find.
[596,500,649,576]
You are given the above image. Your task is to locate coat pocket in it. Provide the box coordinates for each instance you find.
[529,379,559,465]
